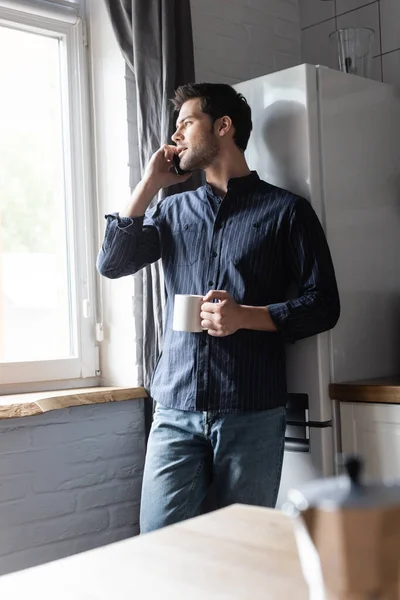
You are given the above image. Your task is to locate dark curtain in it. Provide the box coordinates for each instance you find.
[102,0,200,436]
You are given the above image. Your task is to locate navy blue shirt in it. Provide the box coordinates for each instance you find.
[97,172,340,412]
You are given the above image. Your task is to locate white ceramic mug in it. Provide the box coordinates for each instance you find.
[173,294,204,332]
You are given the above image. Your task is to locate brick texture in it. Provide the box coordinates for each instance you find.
[0,400,145,576]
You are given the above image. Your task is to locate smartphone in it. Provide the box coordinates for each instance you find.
[171,153,191,176]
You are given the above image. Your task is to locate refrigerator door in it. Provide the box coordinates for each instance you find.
[234,65,332,423]
[316,66,400,383]
[234,64,319,206]
[276,425,334,508]
[235,64,400,419]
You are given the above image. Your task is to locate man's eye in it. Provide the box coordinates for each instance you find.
[184,121,192,127]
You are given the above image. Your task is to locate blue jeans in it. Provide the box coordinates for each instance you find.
[140,403,286,533]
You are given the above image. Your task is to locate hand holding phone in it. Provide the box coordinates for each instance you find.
[141,145,191,191]
[171,153,191,176]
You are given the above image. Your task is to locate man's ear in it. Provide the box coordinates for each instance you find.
[215,116,233,137]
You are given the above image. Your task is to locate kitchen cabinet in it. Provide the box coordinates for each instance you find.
[340,402,400,479]
[329,377,400,479]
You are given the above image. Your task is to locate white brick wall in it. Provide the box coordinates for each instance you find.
[0,400,145,576]
[191,0,301,84]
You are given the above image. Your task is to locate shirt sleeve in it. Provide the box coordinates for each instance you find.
[96,206,161,279]
[267,197,340,342]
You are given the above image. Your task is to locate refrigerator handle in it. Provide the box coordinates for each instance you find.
[284,437,310,453]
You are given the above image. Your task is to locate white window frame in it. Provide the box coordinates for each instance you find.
[0,0,98,386]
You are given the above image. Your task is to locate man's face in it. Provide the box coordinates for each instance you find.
[171,98,219,171]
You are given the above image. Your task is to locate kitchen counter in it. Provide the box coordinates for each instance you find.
[0,504,307,599]
[329,376,400,405]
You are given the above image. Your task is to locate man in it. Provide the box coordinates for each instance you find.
[97,83,340,533]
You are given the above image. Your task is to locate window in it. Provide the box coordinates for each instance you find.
[0,0,98,385]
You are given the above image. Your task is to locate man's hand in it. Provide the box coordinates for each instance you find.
[200,290,279,336]
[120,145,192,217]
[143,144,192,190]
[200,290,243,337]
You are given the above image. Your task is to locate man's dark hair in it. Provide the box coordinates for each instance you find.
[171,83,252,152]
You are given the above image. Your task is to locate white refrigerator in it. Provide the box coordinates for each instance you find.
[235,64,400,506]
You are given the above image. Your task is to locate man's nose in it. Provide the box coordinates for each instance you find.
[172,128,183,144]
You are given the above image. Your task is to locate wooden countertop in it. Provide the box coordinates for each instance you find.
[0,386,148,420]
[329,376,400,404]
[0,504,307,599]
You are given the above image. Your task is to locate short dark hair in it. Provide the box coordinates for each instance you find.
[171,83,252,152]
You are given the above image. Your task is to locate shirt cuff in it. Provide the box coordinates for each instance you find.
[105,212,144,233]
[267,302,290,331]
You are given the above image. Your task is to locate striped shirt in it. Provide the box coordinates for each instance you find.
[97,172,340,412]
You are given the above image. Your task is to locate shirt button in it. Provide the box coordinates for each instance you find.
[211,251,218,258]
[208,280,214,287]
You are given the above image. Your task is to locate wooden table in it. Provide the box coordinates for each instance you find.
[0,504,307,599]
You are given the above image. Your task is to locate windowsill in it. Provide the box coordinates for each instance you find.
[0,386,148,420]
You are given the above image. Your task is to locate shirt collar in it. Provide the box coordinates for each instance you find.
[203,171,260,200]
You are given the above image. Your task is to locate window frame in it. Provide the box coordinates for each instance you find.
[0,0,98,386]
